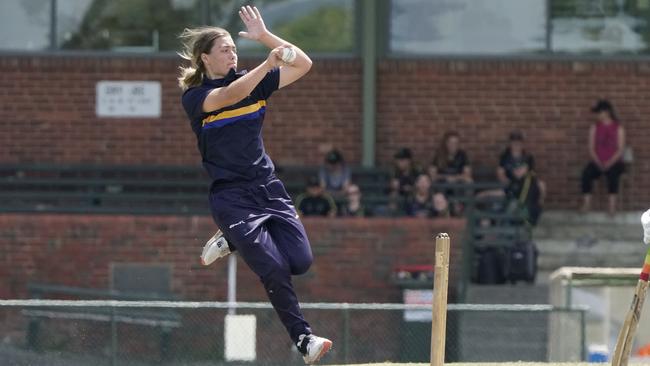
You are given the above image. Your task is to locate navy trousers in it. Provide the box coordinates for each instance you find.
[209,177,313,343]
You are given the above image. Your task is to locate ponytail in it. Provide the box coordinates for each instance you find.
[177,27,230,91]
[177,65,204,91]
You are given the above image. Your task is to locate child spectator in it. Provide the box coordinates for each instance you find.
[339,184,367,217]
[430,192,453,218]
[404,174,433,218]
[295,176,337,217]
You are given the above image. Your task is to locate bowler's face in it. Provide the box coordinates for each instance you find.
[203,36,237,77]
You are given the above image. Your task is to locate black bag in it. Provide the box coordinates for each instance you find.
[473,246,506,285]
[504,240,538,284]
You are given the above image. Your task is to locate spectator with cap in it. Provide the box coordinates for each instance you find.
[498,131,536,184]
[497,130,546,203]
[385,147,420,216]
[580,99,626,215]
[389,147,420,198]
[319,149,351,199]
[295,176,337,218]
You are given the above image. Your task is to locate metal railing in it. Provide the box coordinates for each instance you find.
[0,300,588,366]
[0,164,392,215]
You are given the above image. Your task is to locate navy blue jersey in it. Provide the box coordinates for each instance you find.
[182,68,280,186]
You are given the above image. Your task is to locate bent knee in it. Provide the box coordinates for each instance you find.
[261,265,291,287]
[290,254,313,275]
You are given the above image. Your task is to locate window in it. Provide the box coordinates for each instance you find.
[0,0,51,51]
[550,0,650,54]
[229,0,355,53]
[0,0,355,53]
[390,0,547,55]
[58,0,201,52]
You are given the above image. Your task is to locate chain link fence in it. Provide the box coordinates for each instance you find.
[0,301,587,366]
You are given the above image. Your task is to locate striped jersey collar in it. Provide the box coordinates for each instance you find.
[203,69,248,87]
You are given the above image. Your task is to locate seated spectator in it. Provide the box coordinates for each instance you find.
[383,147,419,217]
[339,184,368,217]
[389,147,420,198]
[581,99,626,215]
[428,131,472,213]
[505,161,543,226]
[497,130,546,204]
[497,130,535,184]
[319,149,351,198]
[404,174,433,218]
[295,176,337,217]
[428,131,473,185]
[475,160,543,226]
[430,192,453,218]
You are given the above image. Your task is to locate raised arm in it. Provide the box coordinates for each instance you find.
[238,6,312,89]
[203,53,280,112]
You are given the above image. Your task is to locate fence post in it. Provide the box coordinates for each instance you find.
[580,309,587,361]
[343,306,350,363]
[111,306,117,366]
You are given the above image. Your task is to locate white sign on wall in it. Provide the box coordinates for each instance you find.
[403,289,433,322]
[96,81,161,118]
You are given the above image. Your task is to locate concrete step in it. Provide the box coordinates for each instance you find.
[534,210,644,242]
[536,239,645,270]
[538,210,644,226]
[531,210,647,273]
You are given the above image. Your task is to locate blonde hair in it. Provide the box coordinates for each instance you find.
[177,27,230,91]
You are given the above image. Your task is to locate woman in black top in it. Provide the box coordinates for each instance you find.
[429,131,473,184]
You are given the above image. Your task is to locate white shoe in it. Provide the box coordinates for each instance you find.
[200,230,231,265]
[297,334,332,365]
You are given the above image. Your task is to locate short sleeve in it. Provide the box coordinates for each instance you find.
[251,67,280,101]
[181,86,211,121]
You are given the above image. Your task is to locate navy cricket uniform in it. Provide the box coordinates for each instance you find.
[182,68,313,343]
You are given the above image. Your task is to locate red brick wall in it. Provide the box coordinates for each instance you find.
[0,214,465,303]
[0,55,362,166]
[2,55,649,208]
[377,60,650,210]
